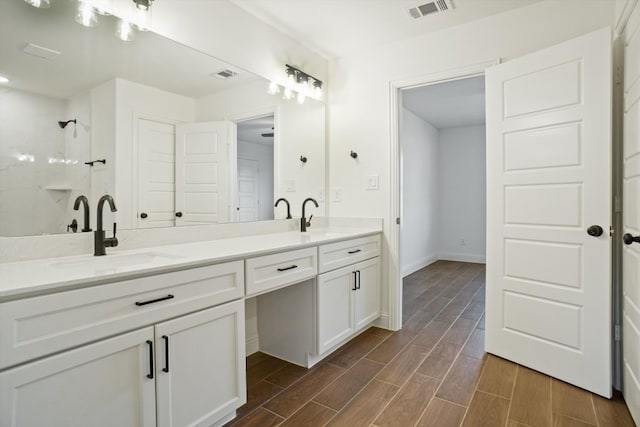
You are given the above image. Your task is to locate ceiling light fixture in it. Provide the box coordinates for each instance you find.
[23,0,50,8]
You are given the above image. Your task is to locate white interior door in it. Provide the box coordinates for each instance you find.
[175,122,229,225]
[486,27,612,397]
[623,6,640,423]
[237,158,259,222]
[137,119,176,228]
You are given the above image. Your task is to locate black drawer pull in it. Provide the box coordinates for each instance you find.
[356,270,361,290]
[146,340,154,379]
[352,271,358,291]
[162,335,169,373]
[135,294,175,306]
[348,249,361,254]
[277,265,298,272]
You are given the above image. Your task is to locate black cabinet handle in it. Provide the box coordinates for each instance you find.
[135,294,175,306]
[277,265,298,272]
[356,270,361,290]
[146,340,154,379]
[162,335,169,373]
[352,271,358,291]
[348,249,361,254]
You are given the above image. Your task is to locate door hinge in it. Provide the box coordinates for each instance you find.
[396,217,400,225]
[615,66,623,85]
[610,225,614,237]
[615,324,621,341]
[615,195,622,213]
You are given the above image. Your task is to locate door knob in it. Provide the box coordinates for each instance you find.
[140,212,148,219]
[587,225,604,237]
[623,233,640,245]
[175,212,183,218]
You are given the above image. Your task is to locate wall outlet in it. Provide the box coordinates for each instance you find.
[286,179,296,192]
[366,175,379,191]
[332,187,342,202]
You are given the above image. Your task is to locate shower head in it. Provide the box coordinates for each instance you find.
[58,119,76,129]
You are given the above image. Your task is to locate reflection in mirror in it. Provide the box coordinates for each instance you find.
[0,0,325,237]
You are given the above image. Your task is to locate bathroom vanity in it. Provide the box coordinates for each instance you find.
[0,227,381,427]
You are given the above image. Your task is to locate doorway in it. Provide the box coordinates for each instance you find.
[400,76,486,283]
[235,115,275,222]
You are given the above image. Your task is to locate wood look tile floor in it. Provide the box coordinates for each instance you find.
[227,261,636,427]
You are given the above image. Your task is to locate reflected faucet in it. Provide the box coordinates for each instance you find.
[301,197,319,232]
[73,195,92,232]
[275,198,292,219]
[95,195,118,256]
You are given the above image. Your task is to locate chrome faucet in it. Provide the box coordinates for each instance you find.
[73,195,92,232]
[301,197,319,232]
[94,195,118,256]
[275,197,292,219]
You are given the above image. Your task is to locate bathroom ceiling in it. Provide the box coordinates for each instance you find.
[0,0,260,99]
[402,75,485,129]
[229,0,541,59]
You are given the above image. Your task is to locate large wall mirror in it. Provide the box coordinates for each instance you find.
[0,0,326,237]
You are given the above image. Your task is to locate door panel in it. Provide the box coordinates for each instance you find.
[175,122,230,225]
[354,258,381,331]
[137,119,176,228]
[317,266,355,353]
[624,5,640,423]
[155,300,246,427]
[0,327,156,427]
[486,27,612,397]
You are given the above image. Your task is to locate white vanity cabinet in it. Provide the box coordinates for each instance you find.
[317,236,381,354]
[0,261,246,427]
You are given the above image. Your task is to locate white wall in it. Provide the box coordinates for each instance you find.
[0,88,69,236]
[401,109,439,276]
[197,80,326,218]
[237,140,275,221]
[64,90,92,224]
[438,125,486,263]
[328,0,615,326]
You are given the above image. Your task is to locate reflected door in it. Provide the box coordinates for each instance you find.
[175,122,230,226]
[237,158,259,222]
[485,28,612,396]
[137,119,176,228]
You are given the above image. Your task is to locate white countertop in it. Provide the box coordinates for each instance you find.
[0,228,381,301]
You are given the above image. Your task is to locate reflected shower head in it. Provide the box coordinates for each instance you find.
[58,119,76,129]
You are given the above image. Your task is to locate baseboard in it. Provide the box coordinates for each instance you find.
[373,312,390,329]
[246,334,259,356]
[438,252,486,264]
[402,254,438,277]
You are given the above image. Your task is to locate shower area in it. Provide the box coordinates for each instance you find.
[0,87,91,236]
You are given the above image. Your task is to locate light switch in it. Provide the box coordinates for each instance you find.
[286,179,296,192]
[366,175,379,191]
[332,187,342,202]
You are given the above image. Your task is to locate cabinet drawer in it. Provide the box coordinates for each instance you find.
[318,234,381,273]
[246,247,317,296]
[0,261,244,370]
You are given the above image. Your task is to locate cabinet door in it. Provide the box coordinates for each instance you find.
[0,327,156,427]
[155,300,246,427]
[317,265,356,354]
[354,257,381,332]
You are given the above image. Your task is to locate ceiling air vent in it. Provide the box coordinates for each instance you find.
[212,69,238,79]
[407,0,454,19]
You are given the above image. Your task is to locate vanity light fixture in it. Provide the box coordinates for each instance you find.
[76,1,99,27]
[0,76,9,84]
[283,87,294,100]
[297,92,306,104]
[116,20,135,41]
[268,65,323,103]
[23,0,50,8]
[267,81,280,95]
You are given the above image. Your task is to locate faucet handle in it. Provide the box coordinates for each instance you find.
[112,222,117,238]
[306,214,313,227]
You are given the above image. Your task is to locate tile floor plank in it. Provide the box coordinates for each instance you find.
[325,380,398,427]
[476,354,517,399]
[461,390,510,427]
[365,331,415,364]
[551,413,595,427]
[416,397,467,427]
[326,331,386,369]
[374,373,439,427]
[228,408,283,427]
[416,341,463,380]
[435,355,485,406]
[376,344,429,386]
[264,363,309,389]
[508,366,552,427]
[592,393,636,427]
[278,402,336,427]
[551,379,597,425]
[461,328,485,360]
[236,380,284,418]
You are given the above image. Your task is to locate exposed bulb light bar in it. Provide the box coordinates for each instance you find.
[0,76,9,84]
[116,20,135,41]
[23,0,50,8]
[267,81,280,95]
[268,65,323,104]
[76,1,98,27]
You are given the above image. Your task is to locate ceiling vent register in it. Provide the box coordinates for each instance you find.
[408,0,454,19]
[213,69,238,79]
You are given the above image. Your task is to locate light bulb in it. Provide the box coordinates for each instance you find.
[92,0,113,15]
[116,19,135,41]
[297,92,305,104]
[283,87,293,100]
[0,76,9,84]
[267,81,280,95]
[75,1,98,27]
[314,86,323,100]
[24,0,50,8]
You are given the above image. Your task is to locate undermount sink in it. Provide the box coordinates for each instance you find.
[49,251,182,273]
